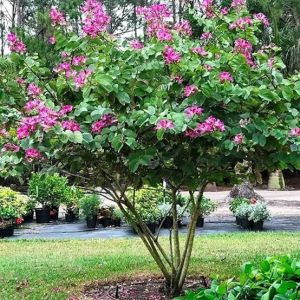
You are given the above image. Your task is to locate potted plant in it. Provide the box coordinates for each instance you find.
[248,201,271,231]
[195,197,217,227]
[159,203,187,229]
[111,208,123,227]
[234,203,253,230]
[229,197,250,225]
[22,197,36,222]
[79,194,101,228]
[0,187,27,238]
[28,173,69,223]
[99,206,113,227]
[64,187,83,223]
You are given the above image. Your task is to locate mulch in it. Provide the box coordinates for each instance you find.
[81,276,210,300]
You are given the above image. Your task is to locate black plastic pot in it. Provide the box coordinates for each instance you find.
[49,206,59,220]
[146,222,156,234]
[0,225,14,238]
[23,210,34,222]
[35,208,50,223]
[101,217,112,228]
[86,216,97,228]
[65,212,77,223]
[113,219,121,227]
[236,216,242,226]
[162,216,173,229]
[196,217,204,228]
[240,217,251,230]
[251,220,264,231]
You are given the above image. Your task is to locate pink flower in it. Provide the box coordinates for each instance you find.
[72,56,87,66]
[74,69,92,88]
[0,128,8,137]
[156,27,173,42]
[62,120,81,132]
[91,114,117,134]
[200,32,212,40]
[219,71,233,83]
[191,46,208,56]
[6,32,26,53]
[204,64,213,71]
[25,148,43,161]
[16,77,26,85]
[171,74,183,84]
[184,85,198,97]
[50,7,66,26]
[201,0,214,18]
[233,133,244,144]
[130,39,144,50]
[231,0,246,8]
[48,36,56,44]
[220,7,229,15]
[136,4,171,21]
[229,17,253,31]
[27,83,42,97]
[24,100,44,112]
[163,46,181,65]
[253,13,269,27]
[234,39,255,66]
[81,0,111,37]
[59,105,74,116]
[290,128,300,137]
[267,58,275,69]
[156,119,174,130]
[174,20,192,36]
[61,51,70,58]
[185,106,204,118]
[3,143,20,153]
[54,62,71,73]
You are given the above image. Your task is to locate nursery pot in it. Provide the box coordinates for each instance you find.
[101,217,112,228]
[23,210,34,222]
[0,224,14,238]
[49,206,59,220]
[196,217,204,228]
[35,208,50,223]
[86,216,97,228]
[146,222,156,234]
[65,212,76,223]
[236,216,242,226]
[252,220,264,231]
[162,216,173,229]
[240,217,251,230]
[113,219,121,227]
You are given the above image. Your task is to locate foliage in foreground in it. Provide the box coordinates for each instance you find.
[176,256,300,300]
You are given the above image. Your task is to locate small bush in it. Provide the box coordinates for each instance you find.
[229,197,250,214]
[79,195,101,219]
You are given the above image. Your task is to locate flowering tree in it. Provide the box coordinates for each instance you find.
[1,0,300,295]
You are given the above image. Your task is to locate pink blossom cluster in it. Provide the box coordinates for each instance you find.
[72,56,87,66]
[185,116,225,138]
[156,119,174,130]
[163,46,181,65]
[191,46,208,56]
[6,32,26,53]
[233,133,244,144]
[27,83,42,98]
[62,120,81,132]
[231,0,246,8]
[130,40,144,50]
[137,4,172,42]
[16,77,26,85]
[48,36,56,44]
[0,128,8,137]
[184,106,204,118]
[234,38,255,66]
[174,20,192,36]
[74,69,92,88]
[25,148,43,161]
[219,71,233,83]
[201,0,214,18]
[3,143,20,153]
[50,7,66,26]
[81,0,111,37]
[91,114,117,134]
[220,7,229,15]
[253,13,269,27]
[229,16,253,30]
[290,128,300,137]
[200,32,212,40]
[184,85,198,98]
[171,74,183,84]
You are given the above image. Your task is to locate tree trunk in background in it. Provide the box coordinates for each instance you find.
[268,170,285,190]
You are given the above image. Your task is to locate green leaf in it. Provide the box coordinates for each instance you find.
[127,148,156,172]
[82,133,93,143]
[111,134,123,152]
[95,74,113,92]
[116,91,131,105]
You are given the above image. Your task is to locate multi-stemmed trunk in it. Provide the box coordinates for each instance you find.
[107,183,206,297]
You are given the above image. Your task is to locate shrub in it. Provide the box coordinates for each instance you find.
[234,203,253,219]
[235,201,271,222]
[229,197,250,214]
[79,195,101,219]
[0,187,27,221]
[111,208,123,220]
[28,173,69,208]
[175,256,300,300]
[64,186,84,213]
[199,197,217,217]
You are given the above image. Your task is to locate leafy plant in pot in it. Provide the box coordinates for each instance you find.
[79,195,101,228]
[195,197,217,227]
[22,197,37,222]
[111,208,123,227]
[248,201,271,231]
[28,173,69,223]
[99,206,113,227]
[0,187,27,238]
[159,202,187,229]
[229,197,250,225]
[64,187,83,223]
[234,203,252,229]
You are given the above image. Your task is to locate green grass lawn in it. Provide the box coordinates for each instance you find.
[0,232,300,300]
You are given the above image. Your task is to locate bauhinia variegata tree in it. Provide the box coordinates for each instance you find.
[1,0,300,296]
